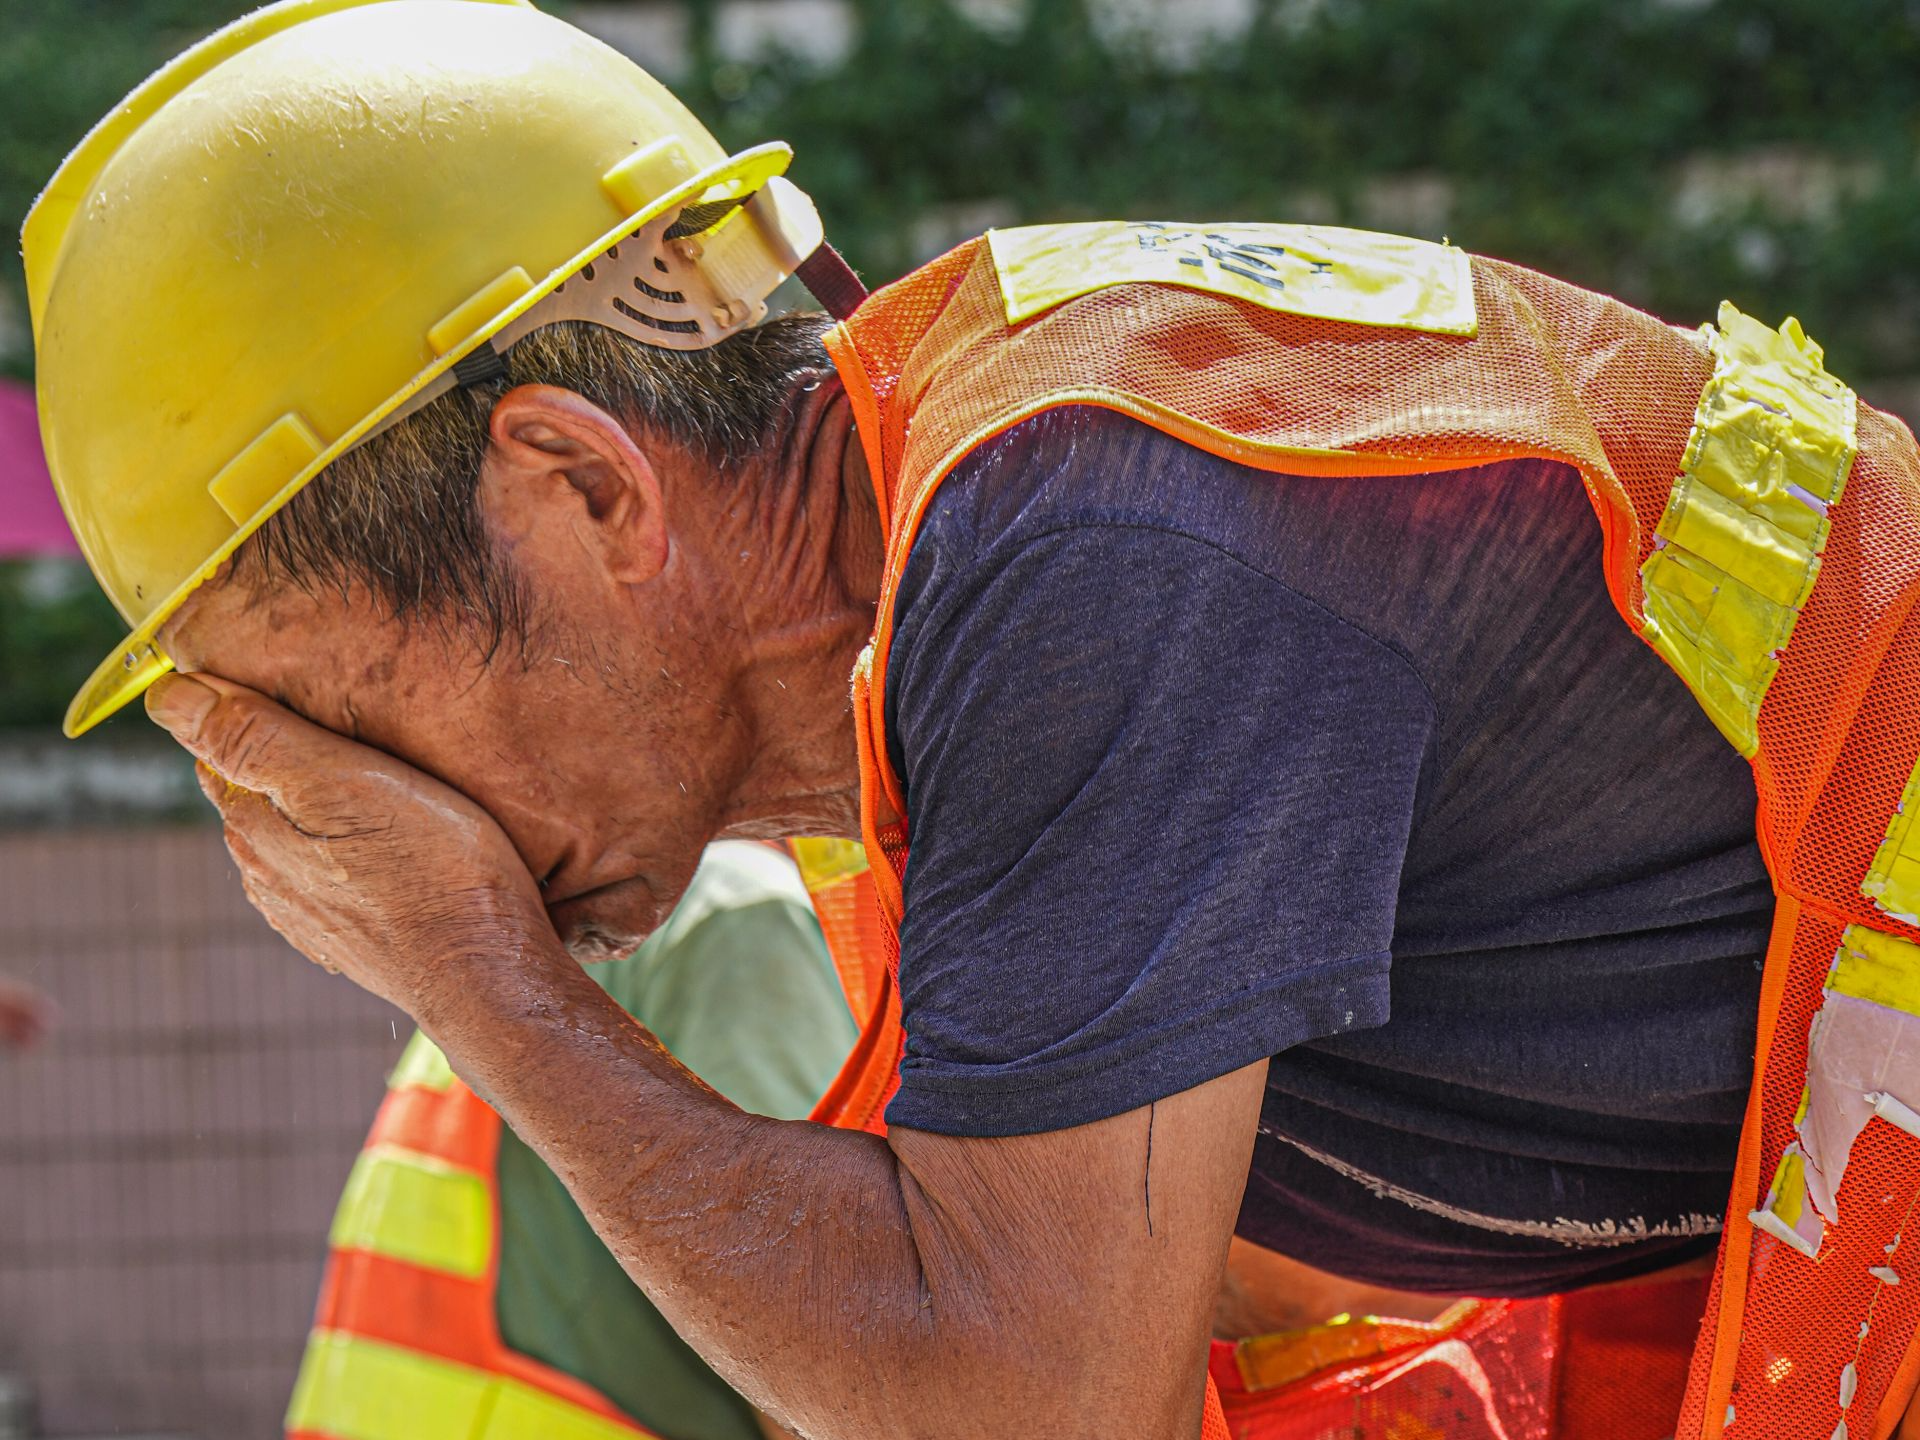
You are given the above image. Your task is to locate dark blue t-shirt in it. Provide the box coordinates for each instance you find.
[881,407,1772,1297]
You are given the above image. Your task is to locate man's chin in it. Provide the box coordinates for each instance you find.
[560,924,646,965]
[551,881,672,964]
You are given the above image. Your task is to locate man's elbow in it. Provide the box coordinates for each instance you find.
[787,1297,1198,1440]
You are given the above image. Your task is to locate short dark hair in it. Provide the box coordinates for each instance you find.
[226,312,834,653]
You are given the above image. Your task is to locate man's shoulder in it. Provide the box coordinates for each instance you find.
[926,406,1248,560]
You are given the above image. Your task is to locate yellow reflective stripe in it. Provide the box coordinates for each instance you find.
[1863,758,1920,925]
[388,1029,458,1093]
[1639,546,1792,750]
[789,835,870,889]
[288,1329,493,1440]
[1659,474,1821,607]
[1640,302,1857,755]
[287,1329,651,1440]
[1830,925,1920,1017]
[987,220,1477,336]
[330,1144,491,1280]
[487,1372,654,1438]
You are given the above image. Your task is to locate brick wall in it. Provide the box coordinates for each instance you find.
[0,826,405,1439]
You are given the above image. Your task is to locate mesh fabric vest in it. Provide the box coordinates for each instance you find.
[821,226,1920,1439]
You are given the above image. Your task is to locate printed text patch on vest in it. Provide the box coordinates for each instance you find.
[987,221,1478,336]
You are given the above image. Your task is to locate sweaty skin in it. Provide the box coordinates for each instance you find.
[149,377,1268,1438]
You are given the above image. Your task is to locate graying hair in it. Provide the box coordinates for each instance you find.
[227,313,833,653]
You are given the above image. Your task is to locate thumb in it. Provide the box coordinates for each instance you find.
[146,672,322,802]
[145,671,219,735]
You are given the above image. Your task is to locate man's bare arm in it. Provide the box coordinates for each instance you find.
[150,673,1265,1439]
[425,941,1262,1437]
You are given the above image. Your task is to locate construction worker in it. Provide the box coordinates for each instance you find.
[24,3,1920,1437]
[289,840,857,1440]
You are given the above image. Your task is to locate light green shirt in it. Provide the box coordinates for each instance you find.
[492,841,858,1439]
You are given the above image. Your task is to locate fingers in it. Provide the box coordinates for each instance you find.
[148,672,347,807]
[220,820,283,922]
[195,757,259,813]
[220,821,340,972]
[195,756,292,858]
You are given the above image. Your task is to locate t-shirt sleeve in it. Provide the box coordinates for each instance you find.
[883,495,1436,1138]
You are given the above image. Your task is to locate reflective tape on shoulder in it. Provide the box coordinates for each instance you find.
[329,1143,492,1280]
[1639,302,1857,756]
[989,220,1477,335]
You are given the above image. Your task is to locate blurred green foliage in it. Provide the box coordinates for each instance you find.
[0,0,1916,727]
[0,1,257,731]
[0,0,258,381]
[0,559,126,729]
[680,0,1920,383]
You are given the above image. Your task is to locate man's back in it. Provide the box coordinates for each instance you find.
[881,405,1772,1294]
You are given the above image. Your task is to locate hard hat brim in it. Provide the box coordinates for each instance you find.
[63,142,796,739]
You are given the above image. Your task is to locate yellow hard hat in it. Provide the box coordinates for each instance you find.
[25,0,833,737]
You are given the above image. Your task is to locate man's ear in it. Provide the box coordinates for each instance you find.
[480,385,669,586]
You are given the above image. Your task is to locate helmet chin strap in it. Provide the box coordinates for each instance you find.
[796,242,869,321]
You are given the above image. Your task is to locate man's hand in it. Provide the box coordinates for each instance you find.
[146,671,554,1012]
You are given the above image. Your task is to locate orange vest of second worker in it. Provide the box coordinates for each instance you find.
[815,220,1920,1440]
[285,839,890,1440]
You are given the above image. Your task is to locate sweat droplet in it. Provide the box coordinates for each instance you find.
[1870,1265,1900,1285]
[1840,1361,1858,1409]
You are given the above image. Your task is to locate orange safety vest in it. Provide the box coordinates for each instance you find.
[286,840,893,1440]
[818,220,1920,1440]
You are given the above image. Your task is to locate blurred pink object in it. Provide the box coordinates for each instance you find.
[0,976,54,1050]
[0,379,78,558]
